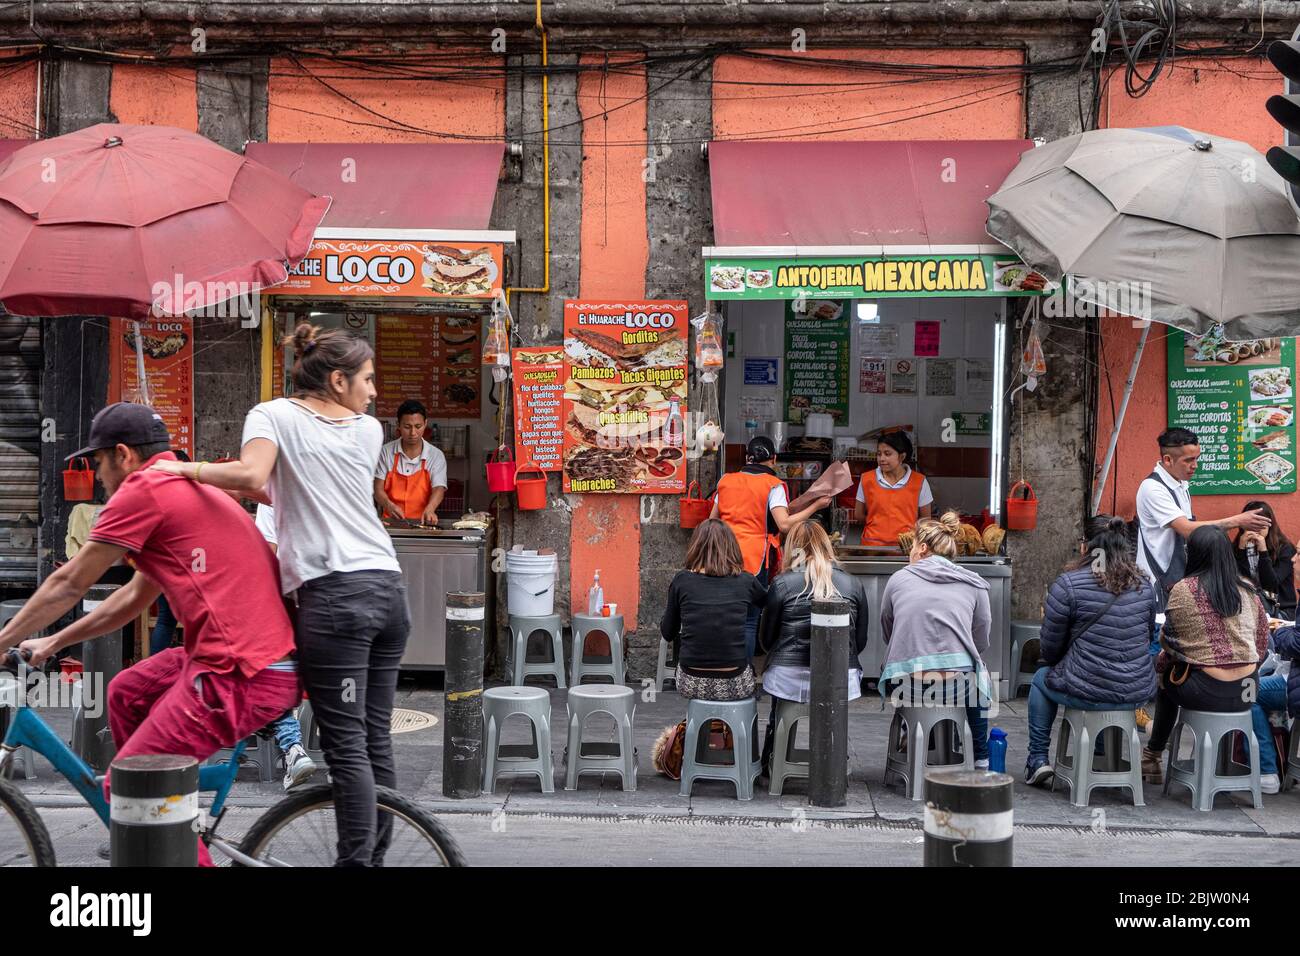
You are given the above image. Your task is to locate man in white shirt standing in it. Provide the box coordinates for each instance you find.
[373,400,448,526]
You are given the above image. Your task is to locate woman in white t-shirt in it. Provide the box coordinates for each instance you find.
[152,323,406,867]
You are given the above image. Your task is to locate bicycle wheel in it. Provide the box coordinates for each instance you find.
[0,776,56,867]
[236,784,466,867]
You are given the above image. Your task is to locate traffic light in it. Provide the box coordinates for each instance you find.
[1265,36,1300,212]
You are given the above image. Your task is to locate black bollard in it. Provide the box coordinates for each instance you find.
[808,596,850,807]
[76,585,123,773]
[923,769,1014,867]
[109,754,199,867]
[443,591,485,798]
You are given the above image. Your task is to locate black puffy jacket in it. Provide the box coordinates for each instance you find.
[1038,567,1157,704]
[757,568,870,668]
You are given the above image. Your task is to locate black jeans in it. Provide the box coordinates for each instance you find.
[296,569,409,867]
[1147,666,1259,753]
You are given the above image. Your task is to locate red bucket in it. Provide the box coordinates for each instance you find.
[678,481,714,529]
[1005,480,1038,531]
[514,462,548,510]
[59,657,83,685]
[486,445,516,494]
[62,457,94,501]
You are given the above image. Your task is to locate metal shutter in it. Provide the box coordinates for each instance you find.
[0,313,39,585]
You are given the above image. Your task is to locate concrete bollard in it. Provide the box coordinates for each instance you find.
[109,754,199,867]
[923,769,1014,867]
[443,591,485,799]
[809,596,850,808]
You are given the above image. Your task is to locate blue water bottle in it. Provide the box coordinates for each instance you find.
[988,727,1008,774]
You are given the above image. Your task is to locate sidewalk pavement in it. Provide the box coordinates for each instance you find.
[13,676,1300,840]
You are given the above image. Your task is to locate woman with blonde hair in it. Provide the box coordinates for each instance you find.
[660,518,767,701]
[757,520,869,775]
[879,510,993,767]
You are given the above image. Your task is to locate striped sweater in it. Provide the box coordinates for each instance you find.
[1159,577,1268,672]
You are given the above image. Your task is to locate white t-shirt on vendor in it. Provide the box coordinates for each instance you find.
[242,398,399,594]
[1135,461,1193,585]
[374,439,448,489]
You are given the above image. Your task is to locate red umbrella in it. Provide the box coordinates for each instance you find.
[0,123,330,318]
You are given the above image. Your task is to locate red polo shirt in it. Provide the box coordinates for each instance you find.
[89,452,295,678]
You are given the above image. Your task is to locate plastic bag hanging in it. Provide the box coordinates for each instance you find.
[483,290,512,383]
[691,309,724,384]
[1021,312,1047,391]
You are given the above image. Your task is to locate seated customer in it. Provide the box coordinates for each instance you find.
[880,511,993,768]
[757,520,869,772]
[660,519,766,701]
[1233,500,1296,618]
[1252,548,1300,793]
[1142,526,1268,787]
[1025,516,1158,787]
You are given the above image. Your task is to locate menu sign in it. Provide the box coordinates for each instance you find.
[512,347,565,471]
[375,314,481,418]
[561,300,688,495]
[281,239,505,299]
[784,299,849,423]
[1167,331,1296,494]
[108,318,194,458]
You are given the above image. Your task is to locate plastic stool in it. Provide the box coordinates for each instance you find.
[1051,708,1145,807]
[507,614,567,688]
[1008,621,1041,699]
[883,705,974,801]
[563,685,637,791]
[209,733,279,783]
[1163,708,1262,811]
[571,614,625,685]
[767,699,810,796]
[0,677,35,780]
[655,637,678,693]
[483,686,555,793]
[679,697,761,800]
[1286,719,1300,791]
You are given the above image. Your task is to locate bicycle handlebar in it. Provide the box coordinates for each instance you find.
[1,648,32,674]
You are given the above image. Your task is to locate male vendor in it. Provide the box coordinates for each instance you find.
[373,399,448,526]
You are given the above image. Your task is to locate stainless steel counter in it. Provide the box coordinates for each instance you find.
[390,526,495,670]
[836,551,1014,700]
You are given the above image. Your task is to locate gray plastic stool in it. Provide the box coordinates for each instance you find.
[0,674,35,780]
[507,614,567,688]
[679,697,761,800]
[563,685,637,791]
[1287,719,1300,791]
[654,637,678,693]
[1008,621,1041,698]
[571,614,626,685]
[1051,708,1145,807]
[883,705,974,801]
[1163,708,1262,811]
[767,699,810,796]
[483,686,555,794]
[209,733,279,783]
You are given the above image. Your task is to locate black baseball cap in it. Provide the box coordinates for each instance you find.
[67,402,171,461]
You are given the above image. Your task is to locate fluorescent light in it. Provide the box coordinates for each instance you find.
[989,308,1007,518]
[856,302,879,323]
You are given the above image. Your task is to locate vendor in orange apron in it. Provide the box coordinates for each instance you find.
[372,399,448,525]
[711,436,833,657]
[853,430,933,547]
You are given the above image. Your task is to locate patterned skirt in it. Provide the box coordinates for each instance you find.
[675,665,756,701]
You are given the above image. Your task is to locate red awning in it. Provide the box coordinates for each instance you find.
[244,142,505,231]
[708,140,1033,251]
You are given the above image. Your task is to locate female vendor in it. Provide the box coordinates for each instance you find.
[854,430,933,547]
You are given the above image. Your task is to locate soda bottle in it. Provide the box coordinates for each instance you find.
[587,570,604,616]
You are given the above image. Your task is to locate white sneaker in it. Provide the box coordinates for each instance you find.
[974,759,990,770]
[282,744,317,791]
[1261,773,1282,795]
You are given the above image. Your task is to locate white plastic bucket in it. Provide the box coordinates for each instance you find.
[506,552,558,617]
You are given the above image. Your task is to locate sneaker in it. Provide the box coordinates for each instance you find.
[1141,747,1164,785]
[1134,707,1152,732]
[282,744,317,791]
[1261,773,1282,795]
[974,758,990,770]
[1025,758,1055,788]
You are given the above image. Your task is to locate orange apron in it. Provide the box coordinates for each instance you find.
[383,453,433,520]
[716,469,787,576]
[860,468,926,546]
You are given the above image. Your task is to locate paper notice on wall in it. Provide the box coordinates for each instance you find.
[740,393,778,421]
[858,325,899,356]
[925,358,957,397]
[859,357,887,394]
[890,358,917,395]
[914,321,941,357]
[965,359,994,397]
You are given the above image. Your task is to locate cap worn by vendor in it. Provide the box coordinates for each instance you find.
[67,402,171,461]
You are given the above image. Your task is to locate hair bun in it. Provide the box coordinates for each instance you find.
[937,510,962,535]
[287,322,320,358]
[1107,516,1127,534]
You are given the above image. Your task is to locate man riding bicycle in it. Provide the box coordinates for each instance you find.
[0,403,300,866]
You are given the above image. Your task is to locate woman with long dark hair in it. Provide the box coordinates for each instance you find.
[1233,500,1296,617]
[1024,516,1157,787]
[153,322,407,866]
[1141,526,1269,788]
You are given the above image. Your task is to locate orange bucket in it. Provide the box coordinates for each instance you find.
[62,457,94,501]
[514,462,548,511]
[1005,480,1038,531]
[486,445,516,493]
[678,481,713,529]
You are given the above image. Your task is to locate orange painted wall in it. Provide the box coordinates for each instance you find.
[1097,58,1300,533]
[712,48,1026,140]
[109,65,198,130]
[570,56,648,629]
[0,58,37,138]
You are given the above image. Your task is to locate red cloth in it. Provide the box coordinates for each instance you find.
[89,453,296,678]
[104,648,301,867]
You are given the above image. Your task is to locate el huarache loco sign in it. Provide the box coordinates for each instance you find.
[562,300,688,494]
[705,255,1051,300]
[279,239,505,299]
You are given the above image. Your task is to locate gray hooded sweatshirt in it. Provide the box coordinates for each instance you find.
[880,555,992,696]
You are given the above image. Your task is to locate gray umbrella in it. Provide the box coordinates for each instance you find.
[986,125,1300,339]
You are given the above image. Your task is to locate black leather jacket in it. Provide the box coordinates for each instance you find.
[757,568,870,668]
